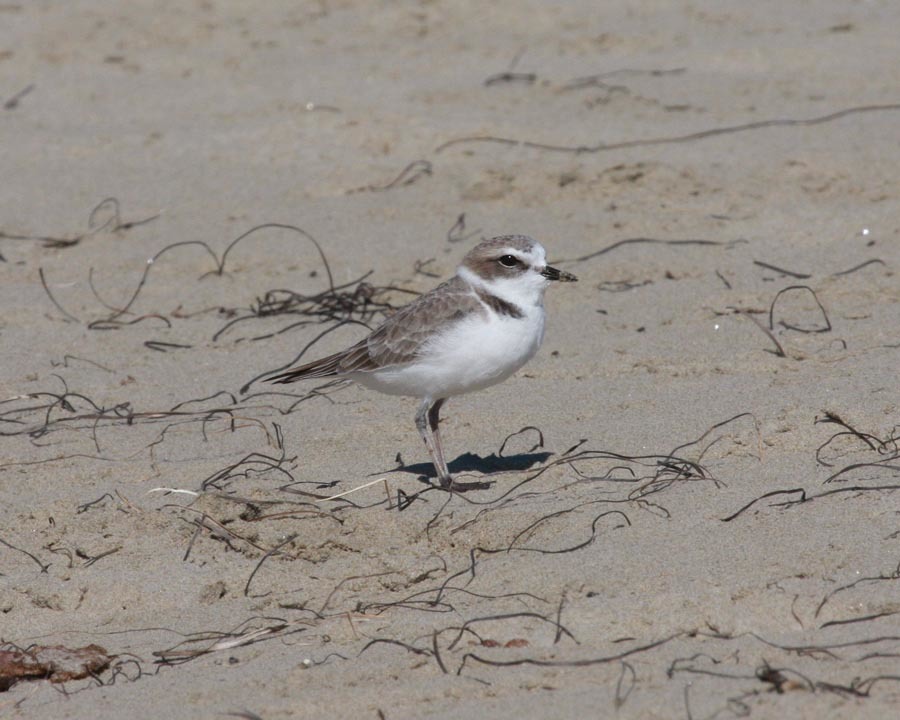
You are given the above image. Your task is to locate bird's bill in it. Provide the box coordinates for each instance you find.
[541,265,578,282]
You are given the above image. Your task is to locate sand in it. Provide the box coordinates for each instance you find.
[2,1,900,717]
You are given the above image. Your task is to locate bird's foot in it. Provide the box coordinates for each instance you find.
[438,474,492,492]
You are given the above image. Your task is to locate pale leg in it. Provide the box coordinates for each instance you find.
[415,397,453,488]
[428,398,450,486]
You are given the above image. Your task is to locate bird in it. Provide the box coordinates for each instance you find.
[267,235,577,489]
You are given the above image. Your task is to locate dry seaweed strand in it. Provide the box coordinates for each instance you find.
[153,617,310,665]
[244,534,300,597]
[557,236,733,265]
[347,160,433,194]
[481,47,533,88]
[727,306,787,357]
[820,612,900,630]
[2,83,35,110]
[814,568,900,620]
[198,426,296,493]
[505,507,631,554]
[768,285,831,334]
[752,260,811,279]
[832,258,886,277]
[614,660,637,708]
[813,411,897,467]
[455,634,680,678]
[446,213,481,244]
[435,102,900,154]
[49,355,113,372]
[722,445,900,521]
[1,196,158,254]
[0,536,51,573]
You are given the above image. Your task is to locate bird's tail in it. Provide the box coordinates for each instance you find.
[266,351,347,384]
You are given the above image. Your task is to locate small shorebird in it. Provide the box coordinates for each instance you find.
[268,235,576,489]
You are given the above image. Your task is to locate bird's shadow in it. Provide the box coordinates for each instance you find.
[388,451,553,490]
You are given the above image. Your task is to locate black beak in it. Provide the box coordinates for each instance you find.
[541,265,578,282]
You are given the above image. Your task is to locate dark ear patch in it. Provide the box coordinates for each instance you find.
[464,252,529,281]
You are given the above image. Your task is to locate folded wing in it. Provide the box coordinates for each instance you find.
[268,276,481,384]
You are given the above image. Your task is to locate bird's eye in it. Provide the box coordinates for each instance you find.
[498,255,519,268]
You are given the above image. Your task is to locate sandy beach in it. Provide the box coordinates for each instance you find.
[2,1,900,717]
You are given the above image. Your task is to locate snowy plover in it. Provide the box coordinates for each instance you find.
[268,235,576,489]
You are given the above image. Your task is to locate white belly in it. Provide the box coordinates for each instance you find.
[352,307,546,400]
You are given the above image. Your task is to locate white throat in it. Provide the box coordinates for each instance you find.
[457,265,548,309]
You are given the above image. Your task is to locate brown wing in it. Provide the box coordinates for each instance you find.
[267,342,367,383]
[268,276,482,383]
